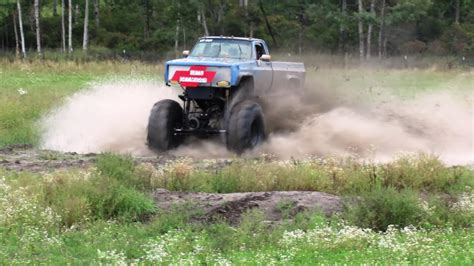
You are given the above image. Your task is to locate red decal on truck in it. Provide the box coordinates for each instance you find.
[171,66,216,87]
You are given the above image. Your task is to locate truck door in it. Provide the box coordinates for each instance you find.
[253,42,273,93]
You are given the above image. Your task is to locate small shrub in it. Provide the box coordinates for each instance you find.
[108,186,156,221]
[38,153,158,223]
[160,158,195,191]
[149,204,199,234]
[96,153,134,182]
[421,195,474,228]
[41,171,93,226]
[208,171,240,193]
[86,176,155,221]
[344,187,424,231]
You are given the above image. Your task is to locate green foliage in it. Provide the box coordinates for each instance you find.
[84,176,156,222]
[96,153,134,181]
[87,153,156,221]
[387,0,433,24]
[0,0,472,56]
[344,187,424,231]
[441,23,474,53]
[144,155,473,196]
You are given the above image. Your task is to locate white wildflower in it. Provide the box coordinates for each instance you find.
[142,240,168,263]
[279,229,306,245]
[401,225,418,235]
[452,192,474,212]
[336,225,372,242]
[420,200,435,215]
[17,88,28,95]
[97,249,127,265]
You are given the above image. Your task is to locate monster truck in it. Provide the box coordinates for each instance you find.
[147,36,305,153]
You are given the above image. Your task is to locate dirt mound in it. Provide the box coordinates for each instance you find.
[153,189,342,224]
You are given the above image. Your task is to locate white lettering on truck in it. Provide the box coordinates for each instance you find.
[179,77,208,83]
[190,70,204,76]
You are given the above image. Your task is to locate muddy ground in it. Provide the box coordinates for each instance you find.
[0,144,174,172]
[153,189,342,224]
[0,144,342,223]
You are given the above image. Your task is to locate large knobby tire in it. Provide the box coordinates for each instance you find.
[226,100,265,154]
[147,99,184,152]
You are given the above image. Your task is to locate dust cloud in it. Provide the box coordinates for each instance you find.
[259,92,473,164]
[40,80,179,155]
[40,76,473,165]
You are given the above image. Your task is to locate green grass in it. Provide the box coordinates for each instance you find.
[1,210,473,264]
[1,154,473,263]
[0,60,162,147]
[142,155,474,195]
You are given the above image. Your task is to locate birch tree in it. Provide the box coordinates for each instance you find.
[17,0,26,58]
[143,0,151,39]
[12,10,19,57]
[339,0,347,53]
[61,0,66,52]
[357,0,364,61]
[34,0,42,57]
[259,0,278,48]
[366,0,375,60]
[199,6,209,36]
[454,0,460,24]
[378,0,386,59]
[93,0,99,27]
[174,19,180,58]
[68,0,72,53]
[74,4,79,25]
[53,0,58,16]
[83,0,89,51]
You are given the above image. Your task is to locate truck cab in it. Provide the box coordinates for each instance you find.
[165,37,272,89]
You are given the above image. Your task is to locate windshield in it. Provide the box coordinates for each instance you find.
[190,39,252,59]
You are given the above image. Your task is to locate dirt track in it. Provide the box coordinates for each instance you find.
[0,144,173,172]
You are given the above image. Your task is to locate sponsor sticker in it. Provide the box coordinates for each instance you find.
[171,66,216,87]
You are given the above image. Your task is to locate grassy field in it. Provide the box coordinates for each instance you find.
[1,154,473,264]
[0,60,473,264]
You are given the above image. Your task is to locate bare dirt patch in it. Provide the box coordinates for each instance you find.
[153,189,342,224]
[0,144,171,172]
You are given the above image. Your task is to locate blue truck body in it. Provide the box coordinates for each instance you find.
[147,36,306,153]
[164,37,305,94]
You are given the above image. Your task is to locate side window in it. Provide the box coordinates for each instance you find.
[255,43,266,60]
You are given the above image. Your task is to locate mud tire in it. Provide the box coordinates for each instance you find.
[226,100,265,154]
[147,99,184,151]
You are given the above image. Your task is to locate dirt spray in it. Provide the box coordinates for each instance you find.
[40,77,473,165]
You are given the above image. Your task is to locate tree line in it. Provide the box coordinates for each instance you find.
[0,0,472,60]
